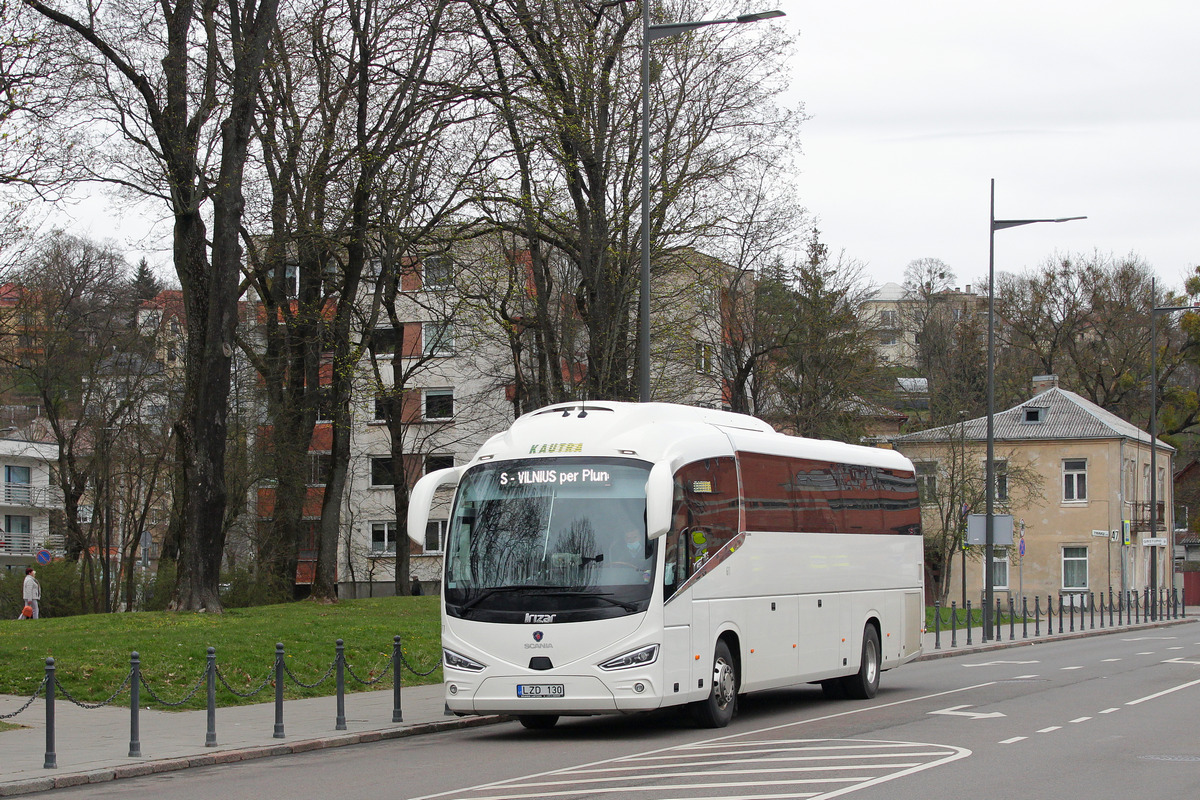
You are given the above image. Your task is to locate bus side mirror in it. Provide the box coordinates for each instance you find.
[646,462,674,540]
[407,467,463,544]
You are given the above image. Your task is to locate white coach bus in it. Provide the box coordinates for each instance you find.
[408,402,924,729]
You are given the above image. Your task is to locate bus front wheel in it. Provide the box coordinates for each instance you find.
[518,714,559,730]
[691,640,737,728]
[842,625,880,700]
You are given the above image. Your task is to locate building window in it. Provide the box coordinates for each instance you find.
[1063,459,1087,502]
[992,460,1008,502]
[371,456,397,487]
[424,519,446,553]
[371,521,398,554]
[694,342,714,374]
[422,255,453,288]
[1062,546,1088,590]
[3,514,32,552]
[1023,407,1044,423]
[880,309,898,328]
[423,321,454,356]
[373,395,387,421]
[990,546,1009,590]
[424,389,454,420]
[369,327,399,356]
[5,465,31,504]
[426,454,454,474]
[307,453,331,486]
[915,461,938,505]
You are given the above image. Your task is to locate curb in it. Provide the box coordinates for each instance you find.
[0,713,509,797]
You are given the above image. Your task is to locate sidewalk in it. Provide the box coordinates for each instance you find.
[0,680,502,797]
[1,614,1194,797]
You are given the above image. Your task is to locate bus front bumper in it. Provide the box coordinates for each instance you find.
[445,673,665,716]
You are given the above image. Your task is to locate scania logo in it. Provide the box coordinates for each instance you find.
[524,613,556,623]
[532,631,544,642]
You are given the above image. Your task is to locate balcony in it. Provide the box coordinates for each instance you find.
[1,482,65,511]
[1131,501,1167,531]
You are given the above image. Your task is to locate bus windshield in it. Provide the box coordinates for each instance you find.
[443,457,654,621]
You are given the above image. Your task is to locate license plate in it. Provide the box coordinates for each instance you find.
[517,683,564,698]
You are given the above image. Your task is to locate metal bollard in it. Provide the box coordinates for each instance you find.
[965,600,973,645]
[950,601,958,648]
[336,640,347,731]
[1069,596,1075,633]
[934,602,941,650]
[1058,595,1064,633]
[274,643,285,739]
[1008,597,1015,641]
[1021,596,1028,639]
[44,658,57,769]
[995,598,1002,642]
[1034,595,1041,637]
[392,636,403,723]
[206,647,217,747]
[129,652,142,758]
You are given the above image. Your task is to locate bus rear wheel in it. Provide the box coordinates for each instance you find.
[518,714,559,730]
[842,625,880,699]
[691,640,737,728]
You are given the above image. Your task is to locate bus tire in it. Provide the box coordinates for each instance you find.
[691,639,737,728]
[842,624,880,700]
[518,715,559,730]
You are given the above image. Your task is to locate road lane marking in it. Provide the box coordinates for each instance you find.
[1012,674,1039,679]
[1099,708,1119,714]
[1162,657,1200,666]
[999,737,1027,745]
[1102,658,1121,662]
[1126,676,1200,706]
[1061,666,1083,670]
[963,660,1038,667]
[1037,726,1062,733]
[928,705,1005,720]
[1069,717,1091,723]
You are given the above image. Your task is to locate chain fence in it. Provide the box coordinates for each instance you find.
[0,635,442,770]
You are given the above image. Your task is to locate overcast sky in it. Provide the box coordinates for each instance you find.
[49,1,1199,295]
[778,0,1199,292]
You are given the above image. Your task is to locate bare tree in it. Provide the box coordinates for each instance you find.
[23,0,282,611]
[466,0,796,403]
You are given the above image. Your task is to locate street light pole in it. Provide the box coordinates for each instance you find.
[1148,282,1196,620]
[985,179,1084,640]
[639,8,784,402]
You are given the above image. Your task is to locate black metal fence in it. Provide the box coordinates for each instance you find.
[0,636,440,770]
[930,587,1187,651]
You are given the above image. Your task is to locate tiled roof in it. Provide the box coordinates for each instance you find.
[893,387,1172,450]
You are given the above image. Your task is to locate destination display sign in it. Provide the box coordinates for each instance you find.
[499,467,613,488]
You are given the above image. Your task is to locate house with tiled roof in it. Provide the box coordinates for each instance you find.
[893,376,1176,609]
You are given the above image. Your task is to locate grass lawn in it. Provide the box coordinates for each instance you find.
[0,596,441,710]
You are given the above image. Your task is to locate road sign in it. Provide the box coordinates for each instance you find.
[36,549,51,565]
[1142,537,1168,547]
[1092,529,1110,537]
[966,514,1014,545]
[1019,538,1025,556]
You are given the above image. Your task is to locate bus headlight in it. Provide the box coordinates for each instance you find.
[598,644,659,671]
[443,648,486,672]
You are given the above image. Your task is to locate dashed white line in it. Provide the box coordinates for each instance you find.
[1102,658,1121,662]
[1069,717,1092,724]
[1099,708,1120,714]
[999,737,1027,745]
[1061,666,1083,671]
[1037,726,1062,734]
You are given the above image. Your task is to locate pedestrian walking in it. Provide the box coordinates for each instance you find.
[20,567,40,619]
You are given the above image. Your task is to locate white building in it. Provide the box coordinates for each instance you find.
[0,433,64,576]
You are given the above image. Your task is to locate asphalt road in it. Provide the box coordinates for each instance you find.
[43,620,1200,800]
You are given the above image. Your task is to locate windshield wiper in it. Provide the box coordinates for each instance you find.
[457,584,559,614]
[541,590,639,612]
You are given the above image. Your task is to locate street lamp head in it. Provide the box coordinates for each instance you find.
[736,10,786,23]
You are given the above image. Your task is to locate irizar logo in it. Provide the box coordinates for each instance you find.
[525,613,556,623]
